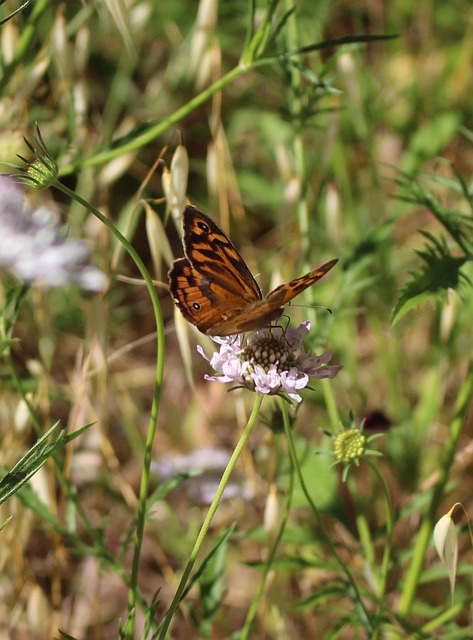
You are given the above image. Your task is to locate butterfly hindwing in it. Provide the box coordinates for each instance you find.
[168,257,243,334]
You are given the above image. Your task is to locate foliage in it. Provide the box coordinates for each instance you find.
[0,0,473,639]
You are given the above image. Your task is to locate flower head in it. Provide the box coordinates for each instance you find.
[330,418,384,481]
[197,321,342,403]
[14,124,58,189]
[332,428,366,463]
[0,176,107,291]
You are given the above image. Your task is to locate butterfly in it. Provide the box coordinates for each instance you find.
[168,205,338,336]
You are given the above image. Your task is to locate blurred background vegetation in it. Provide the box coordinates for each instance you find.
[1,0,473,638]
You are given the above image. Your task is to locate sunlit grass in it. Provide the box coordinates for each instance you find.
[0,0,473,638]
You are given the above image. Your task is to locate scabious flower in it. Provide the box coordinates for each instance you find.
[330,418,383,481]
[197,321,342,404]
[14,123,59,190]
[332,428,366,463]
[0,176,107,291]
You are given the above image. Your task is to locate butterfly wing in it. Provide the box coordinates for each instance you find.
[168,258,240,334]
[181,206,262,303]
[265,258,339,307]
[207,258,339,335]
[169,204,338,336]
[168,206,263,334]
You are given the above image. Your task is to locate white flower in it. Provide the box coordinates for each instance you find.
[0,176,107,291]
[198,321,342,403]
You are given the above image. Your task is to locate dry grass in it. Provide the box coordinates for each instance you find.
[0,1,473,638]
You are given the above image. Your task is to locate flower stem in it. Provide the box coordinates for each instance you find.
[396,344,473,618]
[157,393,264,639]
[52,180,165,637]
[238,402,295,639]
[59,64,252,175]
[282,402,373,636]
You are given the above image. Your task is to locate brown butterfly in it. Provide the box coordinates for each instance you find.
[168,205,338,336]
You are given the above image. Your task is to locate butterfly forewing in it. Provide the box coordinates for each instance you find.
[168,205,338,336]
[207,259,339,335]
[265,259,339,306]
[182,206,262,303]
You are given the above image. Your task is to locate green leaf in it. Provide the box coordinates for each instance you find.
[182,523,236,603]
[0,422,93,505]
[56,631,79,640]
[278,436,337,510]
[403,112,462,173]
[293,583,349,609]
[185,524,235,636]
[0,0,32,26]
[392,234,469,325]
[282,33,398,57]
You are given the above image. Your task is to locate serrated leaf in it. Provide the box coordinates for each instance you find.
[392,244,469,326]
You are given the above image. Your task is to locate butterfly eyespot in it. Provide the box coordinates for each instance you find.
[197,221,209,233]
[192,302,201,310]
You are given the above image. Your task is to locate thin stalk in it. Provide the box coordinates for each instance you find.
[397,344,473,617]
[52,180,165,638]
[284,1,310,257]
[238,402,295,639]
[320,377,341,432]
[283,404,373,636]
[157,394,264,640]
[59,64,255,175]
[366,460,393,637]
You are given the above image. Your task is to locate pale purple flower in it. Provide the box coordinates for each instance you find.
[198,321,342,403]
[0,176,107,291]
[152,447,253,504]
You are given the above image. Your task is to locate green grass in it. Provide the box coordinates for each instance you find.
[0,0,473,638]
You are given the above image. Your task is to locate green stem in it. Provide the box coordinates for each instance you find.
[365,460,393,637]
[284,1,310,258]
[52,180,165,638]
[59,64,255,175]
[321,377,341,432]
[283,405,373,636]
[238,401,295,640]
[397,345,473,617]
[157,394,264,640]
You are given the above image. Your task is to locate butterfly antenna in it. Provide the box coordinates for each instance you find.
[289,303,333,314]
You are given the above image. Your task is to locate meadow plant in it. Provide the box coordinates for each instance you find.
[0,1,473,639]
[197,322,342,403]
